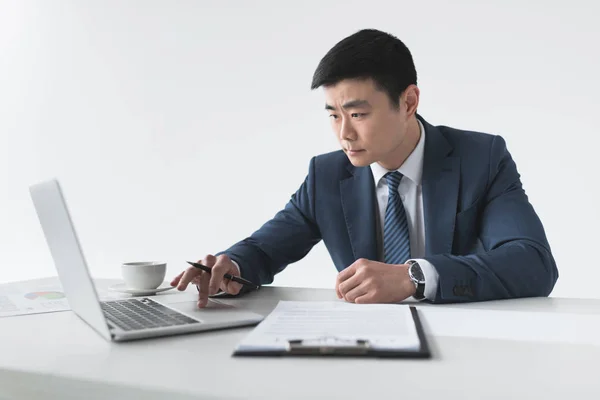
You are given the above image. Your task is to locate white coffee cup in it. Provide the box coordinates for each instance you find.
[121,261,167,290]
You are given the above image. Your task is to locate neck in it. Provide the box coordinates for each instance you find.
[378,116,420,171]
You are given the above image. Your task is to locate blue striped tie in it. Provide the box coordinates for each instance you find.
[383,171,411,265]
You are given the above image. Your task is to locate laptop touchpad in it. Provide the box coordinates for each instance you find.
[169,299,235,312]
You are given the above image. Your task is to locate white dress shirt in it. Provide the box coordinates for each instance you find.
[369,120,439,300]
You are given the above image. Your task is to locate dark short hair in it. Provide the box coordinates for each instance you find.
[310,29,417,108]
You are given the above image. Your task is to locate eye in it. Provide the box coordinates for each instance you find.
[329,114,339,120]
[351,113,366,118]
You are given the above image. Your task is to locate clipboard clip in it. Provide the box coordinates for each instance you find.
[286,336,371,355]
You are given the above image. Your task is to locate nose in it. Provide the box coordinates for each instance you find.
[339,117,356,142]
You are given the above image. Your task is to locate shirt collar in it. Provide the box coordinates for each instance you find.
[370,119,426,187]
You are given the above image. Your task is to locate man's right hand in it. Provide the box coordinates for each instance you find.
[170,254,242,308]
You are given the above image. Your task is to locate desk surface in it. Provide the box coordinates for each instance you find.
[2,278,600,400]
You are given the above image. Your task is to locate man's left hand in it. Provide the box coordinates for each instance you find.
[335,258,417,304]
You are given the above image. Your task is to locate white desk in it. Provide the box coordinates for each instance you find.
[2,277,600,400]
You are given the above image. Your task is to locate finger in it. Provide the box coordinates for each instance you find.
[337,262,358,284]
[191,276,202,286]
[178,254,216,290]
[335,277,344,299]
[335,266,356,297]
[218,270,233,293]
[224,276,242,295]
[202,254,217,268]
[208,260,229,296]
[354,292,377,304]
[176,267,201,291]
[337,272,363,298]
[170,271,185,287]
[197,271,210,308]
[343,282,369,303]
[335,276,343,299]
[217,262,242,294]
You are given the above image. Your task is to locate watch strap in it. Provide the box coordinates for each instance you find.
[408,260,426,300]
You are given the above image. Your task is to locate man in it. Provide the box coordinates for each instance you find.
[171,29,558,307]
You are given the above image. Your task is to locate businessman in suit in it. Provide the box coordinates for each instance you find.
[172,29,558,306]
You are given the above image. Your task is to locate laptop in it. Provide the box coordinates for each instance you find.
[29,179,264,342]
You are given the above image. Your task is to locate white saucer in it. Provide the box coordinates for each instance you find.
[107,282,176,296]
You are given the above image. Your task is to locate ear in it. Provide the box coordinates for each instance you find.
[403,85,420,117]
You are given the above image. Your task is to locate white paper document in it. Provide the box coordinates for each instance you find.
[235,301,421,352]
[0,281,70,318]
[0,279,125,318]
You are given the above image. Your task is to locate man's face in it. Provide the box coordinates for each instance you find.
[323,78,412,168]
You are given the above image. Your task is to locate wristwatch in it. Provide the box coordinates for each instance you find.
[407,260,426,300]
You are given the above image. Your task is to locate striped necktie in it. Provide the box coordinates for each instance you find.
[383,171,411,265]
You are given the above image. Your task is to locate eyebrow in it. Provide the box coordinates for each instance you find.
[325,99,371,111]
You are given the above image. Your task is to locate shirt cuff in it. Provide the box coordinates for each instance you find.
[408,258,439,301]
[231,260,242,276]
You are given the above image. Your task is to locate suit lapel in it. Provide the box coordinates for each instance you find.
[340,165,378,263]
[419,116,460,256]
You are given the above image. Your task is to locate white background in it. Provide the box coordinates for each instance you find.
[1,0,598,298]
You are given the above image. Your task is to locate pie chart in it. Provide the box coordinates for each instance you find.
[24,291,65,300]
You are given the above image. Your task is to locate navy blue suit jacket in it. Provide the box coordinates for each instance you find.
[219,115,558,303]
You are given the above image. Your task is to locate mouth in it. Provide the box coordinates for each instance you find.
[346,149,365,155]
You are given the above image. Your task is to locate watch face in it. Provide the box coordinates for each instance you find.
[410,263,425,283]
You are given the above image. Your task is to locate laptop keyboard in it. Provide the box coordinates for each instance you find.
[101,298,200,331]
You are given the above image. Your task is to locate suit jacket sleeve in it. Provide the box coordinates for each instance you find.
[217,157,322,286]
[424,136,558,303]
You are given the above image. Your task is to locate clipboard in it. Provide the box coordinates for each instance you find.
[233,306,430,358]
